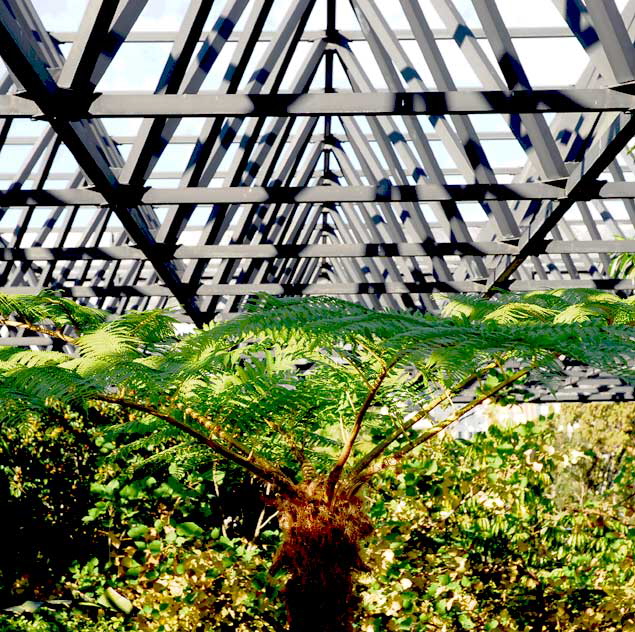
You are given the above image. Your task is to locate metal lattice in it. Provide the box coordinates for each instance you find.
[2,0,635,400]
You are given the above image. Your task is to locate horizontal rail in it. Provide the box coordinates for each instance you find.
[49,27,577,43]
[1,240,633,261]
[4,89,635,118]
[5,278,635,298]
[1,181,635,206]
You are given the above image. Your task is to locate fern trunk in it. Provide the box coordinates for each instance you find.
[273,488,372,632]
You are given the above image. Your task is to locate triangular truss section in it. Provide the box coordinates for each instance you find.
[0,0,635,337]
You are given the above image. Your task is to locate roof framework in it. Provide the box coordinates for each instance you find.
[2,0,635,401]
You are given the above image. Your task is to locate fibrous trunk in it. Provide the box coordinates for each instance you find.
[272,488,372,632]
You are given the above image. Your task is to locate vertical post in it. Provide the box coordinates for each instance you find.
[324,0,336,176]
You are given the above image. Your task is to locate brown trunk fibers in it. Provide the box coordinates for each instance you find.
[271,483,373,632]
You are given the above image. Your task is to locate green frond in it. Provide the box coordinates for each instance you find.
[483,302,557,324]
[0,365,97,427]
[438,294,497,320]
[442,290,635,328]
[3,291,635,485]
[104,416,164,440]
[577,290,623,304]
[159,328,232,373]
[129,442,214,475]
[545,288,621,305]
[553,304,603,324]
[510,291,571,310]
[0,293,59,323]
[609,250,635,278]
[104,309,178,346]
[212,294,380,344]
[439,290,564,320]
[75,329,139,358]
[0,291,106,331]
[33,291,107,330]
[87,361,165,397]
[109,426,183,462]
[0,349,69,370]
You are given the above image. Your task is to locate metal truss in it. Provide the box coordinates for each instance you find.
[453,362,635,404]
[2,1,635,372]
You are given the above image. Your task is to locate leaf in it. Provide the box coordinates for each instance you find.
[127,525,149,539]
[175,521,204,538]
[104,587,133,614]
[3,600,43,614]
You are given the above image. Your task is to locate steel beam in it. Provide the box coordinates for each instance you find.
[6,277,635,299]
[0,0,204,324]
[119,0,243,187]
[48,26,579,44]
[0,130,560,146]
[489,110,635,287]
[2,89,635,118]
[331,37,465,280]
[0,280,486,297]
[3,239,634,262]
[4,181,635,206]
[156,0,319,250]
[57,0,120,91]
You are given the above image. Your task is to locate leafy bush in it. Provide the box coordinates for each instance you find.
[75,463,285,631]
[360,414,635,631]
[0,610,131,632]
[0,406,103,602]
[4,409,635,631]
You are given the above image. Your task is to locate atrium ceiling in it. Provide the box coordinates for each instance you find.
[0,0,635,340]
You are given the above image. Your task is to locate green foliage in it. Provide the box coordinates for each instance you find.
[4,408,635,631]
[4,291,635,630]
[0,412,285,630]
[0,610,132,632]
[2,290,635,491]
[360,413,635,631]
[0,291,106,331]
[442,288,635,326]
[0,406,102,603]
[64,446,285,631]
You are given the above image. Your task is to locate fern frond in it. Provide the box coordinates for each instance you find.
[0,291,106,331]
[75,329,138,358]
[104,415,164,440]
[110,426,183,461]
[104,309,178,346]
[3,292,635,492]
[439,293,498,320]
[0,366,98,428]
[0,349,69,370]
[554,304,605,324]
[482,302,557,324]
[129,442,214,475]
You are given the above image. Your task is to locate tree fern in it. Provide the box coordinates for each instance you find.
[3,291,635,480]
[4,291,635,630]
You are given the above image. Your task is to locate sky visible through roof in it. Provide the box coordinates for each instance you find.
[0,0,633,242]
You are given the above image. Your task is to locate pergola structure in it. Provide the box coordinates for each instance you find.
[2,0,635,401]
